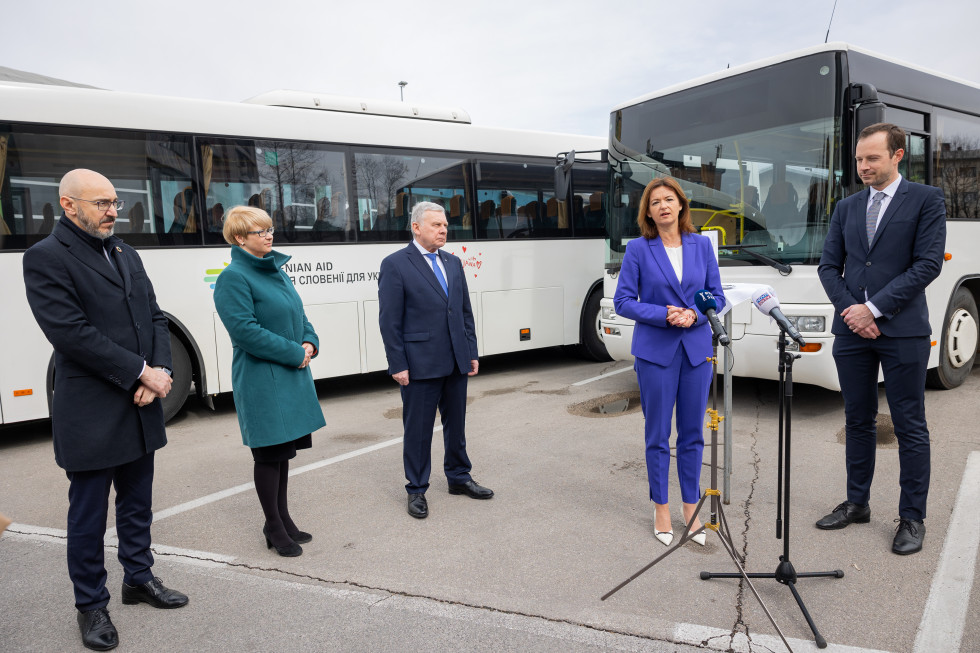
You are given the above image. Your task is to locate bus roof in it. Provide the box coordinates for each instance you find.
[612,42,980,112]
[0,82,602,157]
[243,90,471,124]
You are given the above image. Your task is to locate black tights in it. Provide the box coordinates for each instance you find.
[253,460,299,548]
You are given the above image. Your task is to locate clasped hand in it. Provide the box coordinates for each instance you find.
[841,304,880,339]
[134,366,171,406]
[298,342,315,368]
[666,305,696,328]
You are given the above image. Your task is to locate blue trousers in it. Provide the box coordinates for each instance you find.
[65,452,155,611]
[401,369,473,493]
[636,350,711,505]
[833,332,930,520]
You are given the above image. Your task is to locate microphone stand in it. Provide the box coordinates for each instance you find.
[601,334,793,653]
[700,327,843,649]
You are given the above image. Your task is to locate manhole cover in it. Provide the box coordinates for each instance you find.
[835,413,897,448]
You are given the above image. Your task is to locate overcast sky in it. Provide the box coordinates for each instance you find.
[3,1,978,137]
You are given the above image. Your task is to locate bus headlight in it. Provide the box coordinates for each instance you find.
[601,306,618,321]
[788,316,825,333]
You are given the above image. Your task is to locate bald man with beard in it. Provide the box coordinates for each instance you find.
[23,169,188,651]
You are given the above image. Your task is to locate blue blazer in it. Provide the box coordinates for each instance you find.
[614,232,725,367]
[378,243,478,379]
[818,179,946,337]
[23,217,171,471]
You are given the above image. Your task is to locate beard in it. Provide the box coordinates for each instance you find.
[78,212,114,240]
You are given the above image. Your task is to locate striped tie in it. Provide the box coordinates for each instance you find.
[866,191,885,245]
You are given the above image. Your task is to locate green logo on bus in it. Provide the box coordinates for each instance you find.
[205,263,229,289]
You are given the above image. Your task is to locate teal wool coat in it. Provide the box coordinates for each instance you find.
[213,247,326,448]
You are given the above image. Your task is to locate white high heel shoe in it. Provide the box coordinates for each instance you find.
[688,529,707,546]
[655,529,674,546]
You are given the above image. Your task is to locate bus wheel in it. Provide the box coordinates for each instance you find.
[161,333,192,422]
[926,286,979,390]
[577,289,612,362]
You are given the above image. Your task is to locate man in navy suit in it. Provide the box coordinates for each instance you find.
[378,201,493,519]
[817,124,946,555]
[23,169,188,651]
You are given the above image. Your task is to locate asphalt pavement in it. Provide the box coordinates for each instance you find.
[1,348,978,653]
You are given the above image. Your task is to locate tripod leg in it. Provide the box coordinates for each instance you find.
[787,581,827,649]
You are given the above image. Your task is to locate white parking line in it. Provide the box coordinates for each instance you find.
[913,449,980,652]
[674,622,895,652]
[152,435,406,523]
[571,364,633,386]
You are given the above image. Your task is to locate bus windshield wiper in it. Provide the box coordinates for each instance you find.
[729,244,792,275]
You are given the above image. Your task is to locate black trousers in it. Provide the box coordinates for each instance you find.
[834,332,931,521]
[65,452,155,611]
[401,369,472,493]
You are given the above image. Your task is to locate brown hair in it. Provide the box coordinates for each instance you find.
[858,122,906,156]
[222,205,274,245]
[636,177,695,239]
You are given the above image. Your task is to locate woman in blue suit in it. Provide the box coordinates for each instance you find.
[614,178,725,546]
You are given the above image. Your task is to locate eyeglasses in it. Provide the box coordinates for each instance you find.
[246,227,275,237]
[68,197,125,212]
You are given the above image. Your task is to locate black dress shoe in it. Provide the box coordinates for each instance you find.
[263,525,303,557]
[408,493,428,519]
[815,501,870,530]
[121,577,189,609]
[448,479,494,499]
[288,530,313,544]
[892,518,925,555]
[77,607,118,651]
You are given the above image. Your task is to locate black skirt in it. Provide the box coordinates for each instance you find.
[250,433,312,463]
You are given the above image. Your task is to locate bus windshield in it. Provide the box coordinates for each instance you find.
[606,52,843,269]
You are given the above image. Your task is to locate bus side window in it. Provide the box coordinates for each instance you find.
[0,125,196,250]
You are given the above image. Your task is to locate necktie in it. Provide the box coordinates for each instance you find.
[866,191,885,245]
[425,253,448,296]
[103,243,120,276]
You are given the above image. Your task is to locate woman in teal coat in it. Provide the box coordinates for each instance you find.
[214,206,326,557]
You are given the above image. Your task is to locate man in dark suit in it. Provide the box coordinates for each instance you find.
[378,201,493,519]
[23,169,188,651]
[816,124,946,555]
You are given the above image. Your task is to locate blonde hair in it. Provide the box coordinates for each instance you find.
[222,205,274,245]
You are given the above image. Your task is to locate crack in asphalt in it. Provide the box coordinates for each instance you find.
[701,386,768,652]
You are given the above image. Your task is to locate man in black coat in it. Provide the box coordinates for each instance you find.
[23,169,188,651]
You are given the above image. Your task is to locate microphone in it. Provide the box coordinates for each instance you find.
[751,286,806,346]
[694,290,730,346]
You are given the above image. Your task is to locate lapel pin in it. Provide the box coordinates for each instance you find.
[115,246,122,253]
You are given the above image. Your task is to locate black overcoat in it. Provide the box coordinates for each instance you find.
[23,217,171,471]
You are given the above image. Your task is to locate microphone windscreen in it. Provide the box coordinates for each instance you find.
[751,286,780,315]
[694,290,718,313]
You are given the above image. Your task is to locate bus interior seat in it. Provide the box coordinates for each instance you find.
[394,192,409,231]
[449,194,464,228]
[171,188,196,233]
[586,191,604,228]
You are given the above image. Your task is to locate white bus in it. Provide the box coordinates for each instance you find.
[0,81,610,424]
[598,43,980,390]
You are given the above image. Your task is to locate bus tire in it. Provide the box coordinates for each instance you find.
[926,286,979,390]
[161,332,192,422]
[577,288,612,362]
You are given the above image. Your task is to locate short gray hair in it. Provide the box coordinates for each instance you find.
[411,201,446,226]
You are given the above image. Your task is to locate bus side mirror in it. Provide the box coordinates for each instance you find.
[554,150,575,198]
[849,83,886,184]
